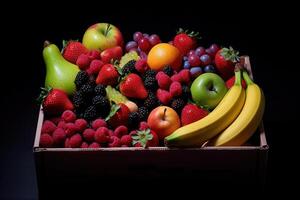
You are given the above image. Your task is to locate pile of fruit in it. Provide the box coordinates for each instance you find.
[38,23,265,148]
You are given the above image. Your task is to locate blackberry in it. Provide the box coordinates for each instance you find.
[75,71,89,89]
[83,106,98,121]
[128,112,139,129]
[94,84,106,96]
[144,92,158,110]
[88,75,96,87]
[163,66,174,76]
[72,91,87,108]
[80,83,94,96]
[92,95,110,117]
[144,76,158,91]
[137,106,149,121]
[122,60,137,75]
[182,85,191,100]
[171,98,186,114]
[143,69,156,80]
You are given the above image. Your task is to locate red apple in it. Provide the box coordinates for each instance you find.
[147,106,181,140]
[82,23,123,52]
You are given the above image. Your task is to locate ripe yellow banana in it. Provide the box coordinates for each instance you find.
[208,71,265,146]
[165,70,246,147]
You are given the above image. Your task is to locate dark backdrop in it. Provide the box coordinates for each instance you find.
[0,3,297,199]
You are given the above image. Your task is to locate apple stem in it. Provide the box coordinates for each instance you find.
[44,40,51,48]
[163,108,167,121]
[105,24,111,36]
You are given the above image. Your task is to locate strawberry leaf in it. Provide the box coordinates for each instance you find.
[220,46,240,63]
[36,86,52,104]
[105,103,120,121]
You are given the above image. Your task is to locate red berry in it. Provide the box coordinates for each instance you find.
[76,54,91,70]
[169,81,182,97]
[83,128,96,142]
[139,121,149,130]
[41,120,56,135]
[156,89,172,105]
[74,119,88,132]
[64,138,70,148]
[171,73,182,82]
[64,123,77,137]
[87,59,103,75]
[52,128,66,145]
[69,134,82,148]
[156,71,172,90]
[48,117,61,125]
[138,38,151,53]
[81,142,89,148]
[114,125,128,138]
[87,50,101,60]
[129,130,137,136]
[120,135,132,147]
[109,136,121,147]
[108,130,114,137]
[178,69,191,84]
[89,142,100,148]
[57,121,66,129]
[40,134,53,147]
[188,54,201,67]
[91,119,107,130]
[61,110,76,123]
[135,59,149,74]
[94,127,110,143]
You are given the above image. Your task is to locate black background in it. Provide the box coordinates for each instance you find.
[0,2,297,199]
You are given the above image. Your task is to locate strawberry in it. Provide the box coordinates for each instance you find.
[226,75,247,89]
[38,87,74,116]
[100,46,123,64]
[181,104,209,126]
[131,129,159,148]
[96,64,119,86]
[173,28,200,56]
[106,103,130,129]
[62,40,88,64]
[214,47,240,80]
[120,73,148,99]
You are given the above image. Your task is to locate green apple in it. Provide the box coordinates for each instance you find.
[191,73,228,110]
[82,23,123,52]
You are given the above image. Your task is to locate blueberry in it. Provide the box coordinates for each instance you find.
[200,54,212,66]
[204,65,216,73]
[190,67,203,78]
[195,47,206,57]
[183,60,190,69]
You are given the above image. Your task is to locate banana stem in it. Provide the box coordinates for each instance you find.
[234,70,242,86]
[242,70,254,85]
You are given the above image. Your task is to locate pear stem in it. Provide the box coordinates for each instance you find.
[44,40,51,48]
[163,108,167,121]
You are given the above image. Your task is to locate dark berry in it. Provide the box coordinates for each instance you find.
[171,98,186,114]
[163,66,174,76]
[80,84,94,96]
[128,112,139,129]
[144,76,158,91]
[73,91,87,108]
[122,60,137,75]
[182,85,191,100]
[143,69,157,80]
[144,92,158,110]
[137,107,149,121]
[75,71,89,89]
[92,96,110,117]
[94,84,106,96]
[83,106,98,121]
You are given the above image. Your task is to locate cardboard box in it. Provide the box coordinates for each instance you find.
[33,56,268,198]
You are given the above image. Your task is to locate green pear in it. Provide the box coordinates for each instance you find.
[43,41,79,95]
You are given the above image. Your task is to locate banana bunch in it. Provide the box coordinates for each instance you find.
[165,69,265,147]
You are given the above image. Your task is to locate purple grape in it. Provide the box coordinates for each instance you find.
[149,34,161,46]
[138,50,148,59]
[187,50,195,56]
[195,47,206,57]
[133,32,143,42]
[190,67,203,78]
[143,33,149,39]
[129,48,138,53]
[188,54,201,66]
[183,60,190,69]
[204,65,216,73]
[200,54,212,66]
[209,44,220,55]
[125,41,138,52]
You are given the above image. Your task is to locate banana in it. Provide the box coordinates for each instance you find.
[165,70,246,147]
[208,71,265,146]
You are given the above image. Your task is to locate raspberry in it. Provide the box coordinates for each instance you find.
[41,120,56,135]
[48,117,61,125]
[171,73,182,82]
[91,118,107,130]
[83,128,95,142]
[156,71,171,90]
[81,142,89,148]
[40,134,53,148]
[52,128,66,145]
[74,119,87,132]
[76,54,91,70]
[87,59,104,75]
[89,142,100,148]
[178,69,191,85]
[169,81,182,97]
[64,138,70,148]
[108,136,121,147]
[87,50,101,60]
[114,125,128,138]
[120,135,132,147]
[69,134,82,148]
[156,89,172,105]
[65,123,77,137]
[139,121,149,130]
[57,121,66,129]
[108,130,114,137]
[61,110,76,123]
[94,127,110,143]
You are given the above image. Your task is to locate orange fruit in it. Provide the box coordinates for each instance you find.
[147,43,182,71]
